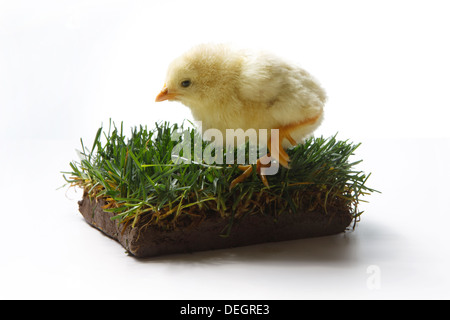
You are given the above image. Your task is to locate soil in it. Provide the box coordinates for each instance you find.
[78,195,353,258]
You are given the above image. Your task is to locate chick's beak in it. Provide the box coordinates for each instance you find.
[155,84,178,102]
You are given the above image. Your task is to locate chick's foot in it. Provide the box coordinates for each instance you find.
[267,130,296,169]
[229,157,270,190]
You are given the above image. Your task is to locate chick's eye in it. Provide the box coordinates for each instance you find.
[181,80,191,88]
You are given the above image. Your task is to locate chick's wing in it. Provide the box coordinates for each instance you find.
[238,52,290,105]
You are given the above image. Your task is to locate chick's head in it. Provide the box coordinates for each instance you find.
[155,44,240,109]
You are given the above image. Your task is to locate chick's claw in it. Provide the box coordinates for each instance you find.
[229,158,270,190]
[267,130,295,169]
[269,142,290,169]
[229,165,253,190]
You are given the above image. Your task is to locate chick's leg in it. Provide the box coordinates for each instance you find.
[270,113,322,168]
[229,113,322,189]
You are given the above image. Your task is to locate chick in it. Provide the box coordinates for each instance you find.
[156,43,326,188]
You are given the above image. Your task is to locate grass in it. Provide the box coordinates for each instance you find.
[63,120,378,233]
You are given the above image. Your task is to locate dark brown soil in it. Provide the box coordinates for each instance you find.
[78,195,353,258]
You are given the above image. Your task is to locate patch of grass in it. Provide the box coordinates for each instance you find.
[63,120,378,232]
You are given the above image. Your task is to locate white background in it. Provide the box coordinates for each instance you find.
[1,0,449,300]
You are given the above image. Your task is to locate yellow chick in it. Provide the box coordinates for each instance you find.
[156,43,326,188]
